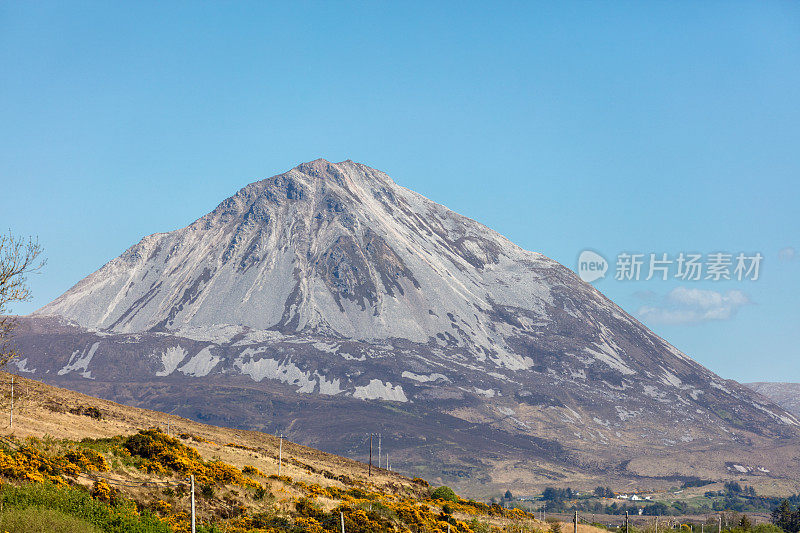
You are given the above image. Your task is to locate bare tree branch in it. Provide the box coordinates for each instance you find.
[0,232,46,366]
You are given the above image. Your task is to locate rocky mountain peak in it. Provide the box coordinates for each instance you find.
[37,160,542,344]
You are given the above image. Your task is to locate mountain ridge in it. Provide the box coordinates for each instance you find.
[36,158,551,351]
[746,382,800,418]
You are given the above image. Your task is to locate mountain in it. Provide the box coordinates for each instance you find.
[12,159,800,496]
[746,383,800,418]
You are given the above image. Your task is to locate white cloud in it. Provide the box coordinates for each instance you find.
[638,287,751,325]
[778,247,796,261]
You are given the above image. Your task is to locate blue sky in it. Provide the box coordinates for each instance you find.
[2,1,798,382]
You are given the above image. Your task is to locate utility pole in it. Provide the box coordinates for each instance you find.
[368,434,373,477]
[9,377,13,429]
[190,475,196,533]
[626,511,629,533]
[278,434,283,476]
[340,511,345,533]
[718,515,722,533]
[574,510,578,533]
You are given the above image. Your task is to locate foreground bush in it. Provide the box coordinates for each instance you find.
[0,506,103,532]
[0,482,170,533]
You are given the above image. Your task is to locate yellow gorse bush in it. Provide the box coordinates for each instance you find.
[123,429,257,488]
[64,449,109,472]
[295,515,325,533]
[242,464,265,477]
[0,445,109,485]
[91,479,117,504]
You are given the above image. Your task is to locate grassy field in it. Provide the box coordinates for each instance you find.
[0,506,102,533]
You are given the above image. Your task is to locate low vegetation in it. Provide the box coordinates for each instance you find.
[0,429,539,532]
[0,482,168,532]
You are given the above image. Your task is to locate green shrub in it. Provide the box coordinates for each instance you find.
[751,525,785,533]
[431,485,458,502]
